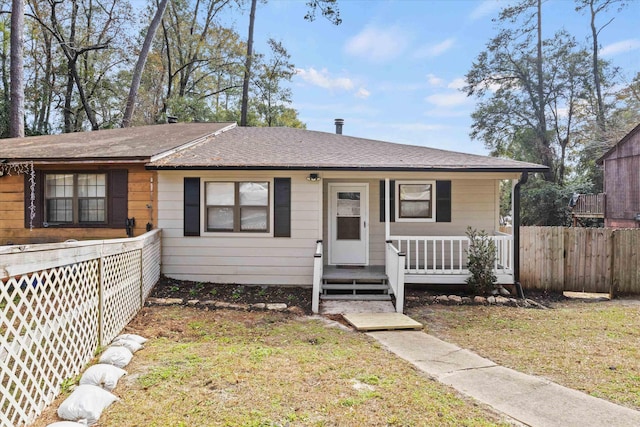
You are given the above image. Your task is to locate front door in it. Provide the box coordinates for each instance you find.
[329,183,368,265]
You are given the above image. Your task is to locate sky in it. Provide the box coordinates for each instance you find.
[240,0,640,155]
[136,0,640,156]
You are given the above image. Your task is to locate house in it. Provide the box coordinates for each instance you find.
[597,123,640,228]
[1,121,546,312]
[0,122,233,244]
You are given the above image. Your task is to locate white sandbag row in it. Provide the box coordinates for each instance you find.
[47,334,148,427]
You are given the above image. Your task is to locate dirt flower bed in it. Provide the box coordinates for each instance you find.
[150,276,563,315]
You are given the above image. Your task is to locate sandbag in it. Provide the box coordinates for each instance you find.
[47,422,87,427]
[114,333,148,344]
[56,385,118,426]
[98,346,133,368]
[79,364,127,391]
[110,338,143,353]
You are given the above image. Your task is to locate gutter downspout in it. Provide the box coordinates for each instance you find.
[513,171,528,299]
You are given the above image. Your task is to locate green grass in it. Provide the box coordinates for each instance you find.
[408,301,640,410]
[87,307,511,427]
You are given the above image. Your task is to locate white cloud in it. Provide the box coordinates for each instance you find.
[600,39,640,57]
[344,25,409,63]
[469,0,502,21]
[414,38,456,58]
[425,92,470,108]
[355,88,371,99]
[447,77,467,90]
[295,67,354,91]
[427,74,445,87]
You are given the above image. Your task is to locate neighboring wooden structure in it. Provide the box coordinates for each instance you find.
[598,123,640,228]
[519,226,640,295]
[0,123,233,245]
[569,193,605,226]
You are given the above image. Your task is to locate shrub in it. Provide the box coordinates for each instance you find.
[465,226,497,295]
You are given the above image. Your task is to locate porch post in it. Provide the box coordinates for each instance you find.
[385,178,390,241]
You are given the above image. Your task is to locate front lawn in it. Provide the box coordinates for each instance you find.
[35,307,512,427]
[408,299,640,410]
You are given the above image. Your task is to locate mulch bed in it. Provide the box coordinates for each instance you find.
[150,275,565,315]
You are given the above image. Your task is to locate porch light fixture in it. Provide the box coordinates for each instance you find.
[307,173,320,182]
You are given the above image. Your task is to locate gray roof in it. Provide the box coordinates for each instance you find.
[148,125,547,172]
[0,122,234,161]
[0,122,547,172]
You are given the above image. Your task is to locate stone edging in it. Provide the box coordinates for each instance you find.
[146,297,306,314]
[407,294,548,309]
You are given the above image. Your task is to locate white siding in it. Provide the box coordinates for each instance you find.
[158,169,517,285]
[320,172,515,266]
[158,171,322,286]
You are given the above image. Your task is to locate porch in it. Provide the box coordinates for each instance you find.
[312,233,514,314]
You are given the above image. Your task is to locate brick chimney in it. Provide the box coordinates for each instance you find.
[334,118,344,135]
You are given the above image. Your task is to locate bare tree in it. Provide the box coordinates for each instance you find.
[122,0,169,128]
[9,0,24,137]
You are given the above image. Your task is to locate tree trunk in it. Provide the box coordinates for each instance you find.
[9,0,25,138]
[123,0,169,128]
[590,0,606,133]
[535,0,553,181]
[240,0,257,127]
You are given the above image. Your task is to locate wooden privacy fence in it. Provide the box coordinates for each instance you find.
[0,229,161,427]
[519,227,640,294]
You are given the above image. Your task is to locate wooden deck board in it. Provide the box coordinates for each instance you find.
[343,312,423,331]
[322,265,387,281]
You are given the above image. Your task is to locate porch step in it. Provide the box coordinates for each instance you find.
[320,294,392,301]
[322,284,390,291]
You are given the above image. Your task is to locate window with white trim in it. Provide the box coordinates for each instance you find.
[45,173,107,224]
[205,181,269,232]
[396,181,435,222]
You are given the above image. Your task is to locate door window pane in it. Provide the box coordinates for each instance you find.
[241,207,268,231]
[207,207,234,230]
[337,217,360,240]
[206,182,235,205]
[337,192,360,216]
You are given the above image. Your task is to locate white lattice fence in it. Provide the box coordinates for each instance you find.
[100,250,143,344]
[0,229,161,427]
[141,231,162,301]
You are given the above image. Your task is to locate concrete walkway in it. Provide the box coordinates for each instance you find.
[368,330,640,427]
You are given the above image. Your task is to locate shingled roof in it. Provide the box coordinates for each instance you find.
[0,122,234,162]
[148,125,547,172]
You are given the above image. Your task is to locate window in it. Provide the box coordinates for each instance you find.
[205,181,269,232]
[396,181,435,221]
[45,173,107,224]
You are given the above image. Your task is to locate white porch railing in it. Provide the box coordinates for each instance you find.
[312,240,323,314]
[385,241,406,313]
[391,233,513,280]
[0,230,161,427]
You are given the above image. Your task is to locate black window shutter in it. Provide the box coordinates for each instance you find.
[184,177,201,236]
[436,180,452,223]
[109,169,129,227]
[379,180,395,222]
[273,178,291,237]
[25,170,44,228]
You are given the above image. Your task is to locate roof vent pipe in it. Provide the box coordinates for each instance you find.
[334,118,344,135]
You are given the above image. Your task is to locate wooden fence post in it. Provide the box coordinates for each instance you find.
[609,229,616,299]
